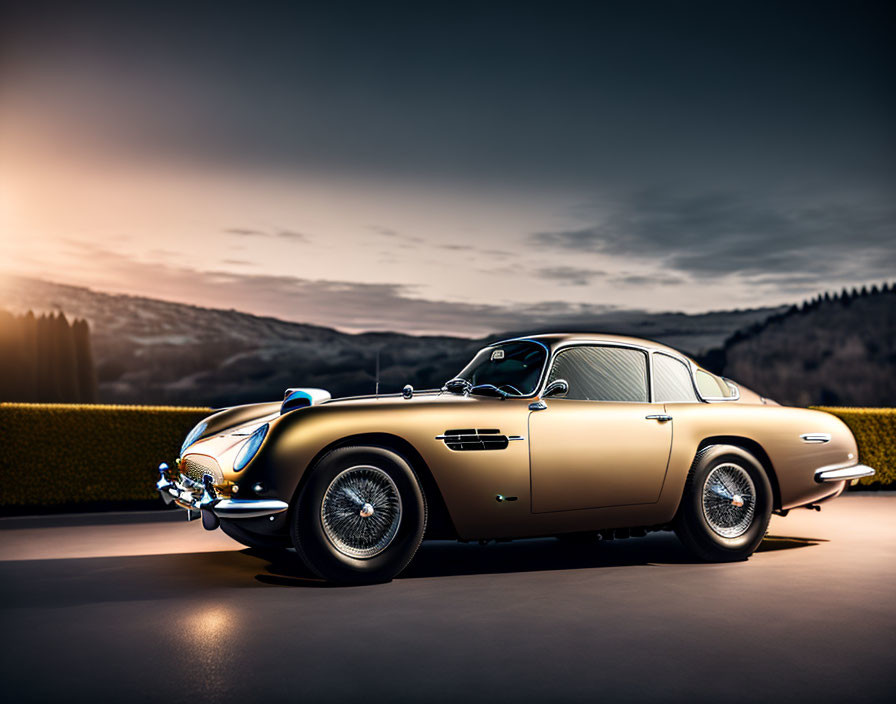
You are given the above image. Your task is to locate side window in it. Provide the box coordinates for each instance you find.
[695,369,734,399]
[548,346,649,402]
[653,354,699,403]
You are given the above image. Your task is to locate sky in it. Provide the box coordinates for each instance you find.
[1,0,893,335]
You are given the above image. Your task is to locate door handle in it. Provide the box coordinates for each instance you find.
[645,414,672,422]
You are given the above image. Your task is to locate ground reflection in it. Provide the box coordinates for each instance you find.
[185,606,236,640]
[175,605,242,695]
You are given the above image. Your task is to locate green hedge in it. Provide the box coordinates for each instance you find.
[0,403,892,510]
[813,407,896,488]
[0,403,210,508]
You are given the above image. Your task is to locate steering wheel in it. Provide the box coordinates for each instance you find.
[498,384,523,396]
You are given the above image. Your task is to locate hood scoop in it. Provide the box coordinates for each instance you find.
[281,387,331,415]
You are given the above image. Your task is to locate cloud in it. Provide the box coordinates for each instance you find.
[532,189,896,285]
[534,266,607,286]
[224,227,311,242]
[369,226,424,245]
[277,230,310,242]
[49,240,622,336]
[609,273,685,287]
[224,227,268,237]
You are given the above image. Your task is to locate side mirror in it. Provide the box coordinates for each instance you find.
[543,379,569,398]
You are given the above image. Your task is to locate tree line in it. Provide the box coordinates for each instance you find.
[0,310,98,402]
[699,281,895,374]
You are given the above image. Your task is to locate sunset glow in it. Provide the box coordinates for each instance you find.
[2,2,893,334]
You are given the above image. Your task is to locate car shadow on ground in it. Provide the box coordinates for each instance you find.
[253,531,826,586]
[756,535,828,552]
[0,532,825,607]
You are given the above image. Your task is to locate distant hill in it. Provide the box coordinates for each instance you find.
[0,277,479,406]
[0,276,781,406]
[702,284,896,406]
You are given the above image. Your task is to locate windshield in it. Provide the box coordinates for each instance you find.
[447,341,548,397]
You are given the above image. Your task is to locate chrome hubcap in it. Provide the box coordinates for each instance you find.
[321,466,402,559]
[702,463,756,538]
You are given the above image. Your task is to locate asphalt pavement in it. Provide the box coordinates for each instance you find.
[1,495,894,703]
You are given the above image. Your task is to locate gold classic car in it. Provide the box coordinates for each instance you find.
[156,334,874,583]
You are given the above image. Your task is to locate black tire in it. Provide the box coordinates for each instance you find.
[673,444,773,562]
[220,520,292,551]
[291,446,427,584]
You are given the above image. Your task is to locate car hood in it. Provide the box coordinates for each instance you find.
[183,390,489,459]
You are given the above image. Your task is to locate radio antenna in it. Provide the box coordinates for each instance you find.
[375,350,380,397]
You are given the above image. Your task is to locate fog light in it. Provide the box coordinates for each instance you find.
[232,484,239,494]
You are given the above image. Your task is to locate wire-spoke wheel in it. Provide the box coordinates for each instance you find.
[292,446,427,583]
[701,463,756,538]
[674,444,772,562]
[321,466,403,559]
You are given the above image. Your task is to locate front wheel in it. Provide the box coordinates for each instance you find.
[673,444,772,562]
[291,446,427,583]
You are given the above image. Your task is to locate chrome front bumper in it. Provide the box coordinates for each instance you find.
[814,462,876,483]
[155,463,288,528]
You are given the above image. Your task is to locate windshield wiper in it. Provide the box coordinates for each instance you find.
[443,377,473,395]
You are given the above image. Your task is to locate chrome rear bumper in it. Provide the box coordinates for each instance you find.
[814,462,876,483]
[155,463,288,527]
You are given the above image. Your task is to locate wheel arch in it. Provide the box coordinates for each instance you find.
[291,432,458,540]
[695,435,782,510]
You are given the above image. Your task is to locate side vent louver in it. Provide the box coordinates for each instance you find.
[439,429,509,451]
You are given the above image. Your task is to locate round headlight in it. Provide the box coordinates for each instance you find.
[180,421,208,455]
[234,424,268,472]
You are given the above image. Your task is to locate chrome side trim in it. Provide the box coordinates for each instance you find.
[801,433,832,444]
[814,462,875,483]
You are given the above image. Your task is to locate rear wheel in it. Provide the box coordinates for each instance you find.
[673,444,772,562]
[291,446,427,583]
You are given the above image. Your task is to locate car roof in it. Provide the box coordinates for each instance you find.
[493,333,695,362]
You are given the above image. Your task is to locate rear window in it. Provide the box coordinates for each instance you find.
[696,369,736,399]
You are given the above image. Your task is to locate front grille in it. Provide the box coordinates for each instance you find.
[440,429,509,451]
[181,454,224,484]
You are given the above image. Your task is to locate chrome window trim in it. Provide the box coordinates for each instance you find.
[488,335,713,404]
[539,341,654,404]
